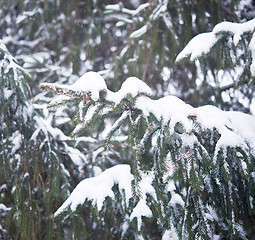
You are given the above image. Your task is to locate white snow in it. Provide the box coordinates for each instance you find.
[213,18,255,49]
[40,74,152,105]
[130,199,152,230]
[105,3,150,17]
[130,24,150,39]
[197,105,255,153]
[162,228,178,240]
[0,203,11,212]
[166,180,176,192]
[175,32,218,62]
[9,131,22,155]
[107,77,152,104]
[136,91,255,153]
[150,2,167,21]
[16,10,37,24]
[54,164,157,225]
[135,95,195,134]
[54,164,133,216]
[176,17,255,77]
[69,71,107,100]
[3,88,13,99]
[42,72,255,155]
[213,18,255,36]
[249,32,255,77]
[170,193,184,207]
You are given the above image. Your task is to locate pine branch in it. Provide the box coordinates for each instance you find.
[39,83,90,100]
[39,83,114,107]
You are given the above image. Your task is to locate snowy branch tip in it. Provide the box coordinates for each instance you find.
[40,71,255,153]
[54,164,156,227]
[175,17,255,76]
[39,71,152,103]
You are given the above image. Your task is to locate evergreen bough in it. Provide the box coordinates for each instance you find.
[40,17,255,237]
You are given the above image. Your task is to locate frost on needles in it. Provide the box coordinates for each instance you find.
[40,70,255,239]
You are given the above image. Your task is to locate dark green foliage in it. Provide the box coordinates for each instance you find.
[39,71,255,239]
[0,41,79,239]
[1,0,255,239]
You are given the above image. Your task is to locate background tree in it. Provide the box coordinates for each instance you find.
[0,39,91,239]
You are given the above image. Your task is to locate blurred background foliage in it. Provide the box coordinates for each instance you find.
[1,0,255,109]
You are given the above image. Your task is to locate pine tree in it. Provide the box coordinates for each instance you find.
[1,0,255,239]
[40,17,255,236]
[0,39,88,239]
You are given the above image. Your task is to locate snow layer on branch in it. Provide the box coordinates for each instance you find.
[136,92,255,151]
[197,105,255,153]
[213,18,255,37]
[42,72,255,152]
[9,130,22,155]
[175,32,218,62]
[249,32,255,76]
[176,17,255,66]
[68,71,107,100]
[130,199,152,230]
[40,72,107,101]
[129,171,156,230]
[0,40,9,52]
[105,3,150,16]
[136,95,195,133]
[0,203,11,212]
[130,24,150,39]
[54,164,156,222]
[107,77,152,104]
[213,17,255,48]
[40,73,152,104]
[54,164,133,216]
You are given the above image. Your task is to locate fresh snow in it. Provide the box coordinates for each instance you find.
[130,24,150,39]
[105,3,150,17]
[9,131,22,155]
[0,203,11,212]
[175,17,255,77]
[54,164,157,227]
[69,71,107,100]
[3,88,13,99]
[162,228,178,240]
[212,18,255,38]
[175,32,218,62]
[249,32,255,76]
[54,165,133,216]
[44,71,255,233]
[42,72,255,155]
[107,76,152,104]
[135,95,195,133]
[40,73,152,103]
[197,106,255,153]
[130,199,152,230]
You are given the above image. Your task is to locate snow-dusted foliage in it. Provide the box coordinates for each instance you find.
[0,41,89,239]
[41,71,255,239]
[2,0,255,239]
[54,164,156,232]
[176,17,255,77]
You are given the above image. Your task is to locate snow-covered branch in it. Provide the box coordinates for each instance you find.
[176,17,255,76]
[54,164,157,230]
[41,71,255,237]
[40,71,255,154]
